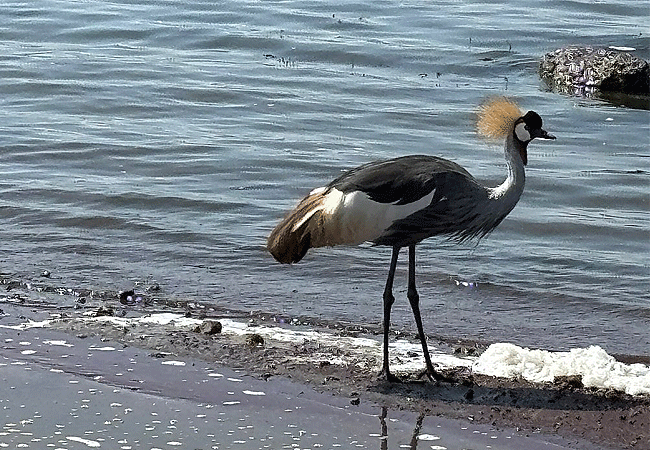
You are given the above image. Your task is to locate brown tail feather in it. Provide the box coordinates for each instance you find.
[267,192,326,264]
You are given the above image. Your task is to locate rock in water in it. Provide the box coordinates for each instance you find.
[540,46,650,95]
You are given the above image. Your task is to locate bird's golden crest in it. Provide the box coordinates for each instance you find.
[477,97,522,139]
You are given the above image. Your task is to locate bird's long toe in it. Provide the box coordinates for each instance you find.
[430,370,455,383]
[418,366,454,383]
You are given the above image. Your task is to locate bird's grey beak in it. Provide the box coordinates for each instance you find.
[532,128,556,140]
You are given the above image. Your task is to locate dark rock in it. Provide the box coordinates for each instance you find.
[246,333,265,347]
[194,320,223,335]
[119,290,136,305]
[540,46,650,95]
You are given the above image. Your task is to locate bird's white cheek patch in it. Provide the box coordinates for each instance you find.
[514,122,530,142]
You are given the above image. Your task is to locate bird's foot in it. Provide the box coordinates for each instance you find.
[418,367,455,384]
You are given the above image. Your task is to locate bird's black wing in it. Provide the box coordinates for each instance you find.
[373,171,492,247]
[328,155,474,205]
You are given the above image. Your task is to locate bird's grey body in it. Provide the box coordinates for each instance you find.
[268,98,555,381]
[321,155,501,247]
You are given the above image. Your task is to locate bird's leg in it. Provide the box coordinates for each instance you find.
[407,245,448,382]
[380,246,401,382]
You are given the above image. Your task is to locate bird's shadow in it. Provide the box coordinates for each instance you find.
[369,370,648,412]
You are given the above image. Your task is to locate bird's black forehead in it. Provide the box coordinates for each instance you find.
[522,110,543,128]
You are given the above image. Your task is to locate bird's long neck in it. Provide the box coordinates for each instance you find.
[487,133,526,215]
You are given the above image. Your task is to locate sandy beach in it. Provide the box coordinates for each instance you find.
[1,282,648,450]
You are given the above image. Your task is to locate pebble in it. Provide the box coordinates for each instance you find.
[194,320,223,335]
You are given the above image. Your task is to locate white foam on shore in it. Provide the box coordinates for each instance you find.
[125,314,650,395]
[217,318,474,373]
[138,312,201,328]
[474,343,650,396]
[7,312,649,396]
[77,313,474,372]
[0,319,54,330]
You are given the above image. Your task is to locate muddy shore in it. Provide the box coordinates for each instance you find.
[1,280,649,449]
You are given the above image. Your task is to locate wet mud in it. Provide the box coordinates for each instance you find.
[1,278,649,449]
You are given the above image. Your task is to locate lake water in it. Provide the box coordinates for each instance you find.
[0,0,648,355]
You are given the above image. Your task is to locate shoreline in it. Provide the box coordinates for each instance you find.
[1,289,649,449]
[0,320,582,450]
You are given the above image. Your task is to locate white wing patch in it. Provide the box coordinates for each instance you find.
[326,188,435,244]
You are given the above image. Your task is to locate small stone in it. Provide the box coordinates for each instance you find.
[194,320,222,335]
[246,333,264,347]
[119,290,136,305]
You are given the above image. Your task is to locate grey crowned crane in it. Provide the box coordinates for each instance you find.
[267,98,555,382]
